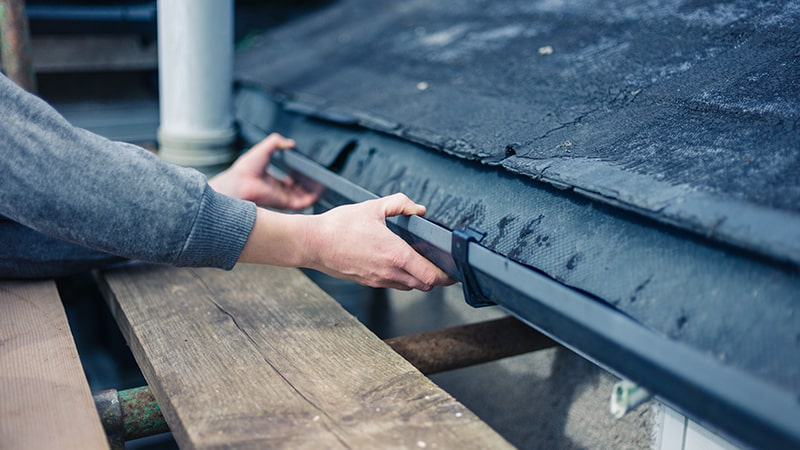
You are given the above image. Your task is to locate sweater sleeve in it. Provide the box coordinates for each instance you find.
[0,74,256,276]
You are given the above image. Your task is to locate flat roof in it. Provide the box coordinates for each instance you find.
[235,1,800,445]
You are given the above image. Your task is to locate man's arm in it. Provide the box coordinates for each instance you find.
[0,74,254,274]
[1,73,451,289]
[239,194,451,291]
[211,133,451,291]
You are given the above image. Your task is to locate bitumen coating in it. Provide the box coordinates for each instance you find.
[234,0,800,410]
[236,0,800,266]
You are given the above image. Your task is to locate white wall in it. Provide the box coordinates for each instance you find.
[655,403,740,450]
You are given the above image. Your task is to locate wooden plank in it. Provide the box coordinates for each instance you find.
[98,264,512,449]
[0,280,109,450]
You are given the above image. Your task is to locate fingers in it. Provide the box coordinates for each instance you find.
[236,133,295,176]
[369,194,454,290]
[378,193,427,218]
[397,251,455,290]
[252,133,296,155]
[388,239,456,290]
[375,194,452,289]
[220,133,322,209]
[310,194,454,291]
[363,251,455,291]
[336,256,450,292]
[268,179,320,210]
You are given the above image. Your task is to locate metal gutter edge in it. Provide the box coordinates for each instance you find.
[272,149,800,450]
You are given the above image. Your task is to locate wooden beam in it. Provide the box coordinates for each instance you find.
[98,264,512,449]
[0,280,108,450]
[386,316,558,375]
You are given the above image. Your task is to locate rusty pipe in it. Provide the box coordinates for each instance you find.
[385,316,557,375]
[0,0,36,92]
[94,386,169,448]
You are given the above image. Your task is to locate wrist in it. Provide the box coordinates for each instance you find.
[239,208,313,267]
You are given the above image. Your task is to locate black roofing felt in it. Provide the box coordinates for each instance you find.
[235,0,800,400]
[236,0,800,266]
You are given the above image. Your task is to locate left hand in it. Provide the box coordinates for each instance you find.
[209,133,320,210]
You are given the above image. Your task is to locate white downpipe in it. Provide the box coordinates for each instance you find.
[157,0,235,168]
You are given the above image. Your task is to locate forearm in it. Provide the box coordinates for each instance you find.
[238,208,312,268]
[240,195,454,291]
[0,74,254,273]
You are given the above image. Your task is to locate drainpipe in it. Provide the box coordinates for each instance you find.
[157,0,235,170]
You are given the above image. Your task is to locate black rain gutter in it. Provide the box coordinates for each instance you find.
[271,149,800,450]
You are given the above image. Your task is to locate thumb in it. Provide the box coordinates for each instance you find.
[379,193,427,218]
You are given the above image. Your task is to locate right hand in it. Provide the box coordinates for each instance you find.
[305,193,455,291]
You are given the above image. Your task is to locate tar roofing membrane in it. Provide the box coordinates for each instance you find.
[236,0,800,406]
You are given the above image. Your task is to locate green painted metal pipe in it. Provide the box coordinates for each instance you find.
[94,386,169,448]
[118,386,169,441]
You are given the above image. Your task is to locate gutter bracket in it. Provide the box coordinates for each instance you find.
[452,226,495,308]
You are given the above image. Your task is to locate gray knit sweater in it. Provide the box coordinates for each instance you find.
[0,74,257,278]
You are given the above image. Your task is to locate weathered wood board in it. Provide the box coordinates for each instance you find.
[98,264,511,449]
[0,280,108,450]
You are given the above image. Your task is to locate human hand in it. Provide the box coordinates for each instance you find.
[304,193,455,291]
[209,133,320,210]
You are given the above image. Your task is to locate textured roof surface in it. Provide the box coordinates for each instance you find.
[237,0,800,266]
[236,0,800,399]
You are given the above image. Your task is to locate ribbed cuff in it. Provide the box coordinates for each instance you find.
[176,185,257,270]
